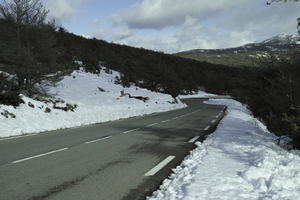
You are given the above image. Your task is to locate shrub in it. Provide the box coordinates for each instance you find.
[0,91,24,107]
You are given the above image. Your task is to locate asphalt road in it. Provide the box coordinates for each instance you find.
[0,98,226,200]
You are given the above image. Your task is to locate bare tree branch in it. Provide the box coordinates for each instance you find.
[267,0,299,5]
[0,0,48,26]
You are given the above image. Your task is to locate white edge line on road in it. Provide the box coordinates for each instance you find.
[144,156,176,176]
[204,126,210,131]
[123,128,140,134]
[85,136,112,144]
[0,134,38,141]
[12,148,68,164]
[188,136,200,143]
[211,120,216,123]
[161,119,171,123]
[147,123,158,127]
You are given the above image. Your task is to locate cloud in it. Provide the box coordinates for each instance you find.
[115,26,255,53]
[112,28,134,41]
[46,0,85,20]
[92,27,134,42]
[106,0,300,53]
[113,0,245,29]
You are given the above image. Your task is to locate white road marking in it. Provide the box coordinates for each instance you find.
[176,109,202,119]
[85,136,112,144]
[188,136,200,143]
[161,119,171,123]
[145,156,176,176]
[215,115,219,119]
[123,128,140,134]
[12,148,68,164]
[204,126,210,131]
[211,120,216,123]
[147,123,159,127]
[0,134,37,141]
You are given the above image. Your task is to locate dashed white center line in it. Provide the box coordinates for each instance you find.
[161,119,171,123]
[85,136,112,144]
[211,120,216,123]
[204,126,210,131]
[188,136,200,143]
[147,123,159,127]
[123,128,140,134]
[12,148,68,164]
[145,156,176,176]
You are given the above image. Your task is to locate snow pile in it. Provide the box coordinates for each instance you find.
[149,99,300,200]
[0,69,186,137]
[179,91,218,99]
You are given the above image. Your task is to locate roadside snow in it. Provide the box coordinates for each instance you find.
[0,69,186,138]
[179,91,218,99]
[149,98,300,200]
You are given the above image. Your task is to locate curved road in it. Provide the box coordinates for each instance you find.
[0,98,226,200]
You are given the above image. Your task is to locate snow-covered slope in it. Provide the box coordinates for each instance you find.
[149,98,300,200]
[262,34,300,45]
[0,69,186,138]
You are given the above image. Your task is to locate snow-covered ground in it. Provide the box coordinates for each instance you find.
[179,91,218,99]
[0,69,186,138]
[149,98,300,200]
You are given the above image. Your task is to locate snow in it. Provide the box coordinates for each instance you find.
[149,98,300,200]
[179,91,218,99]
[249,52,269,59]
[262,34,300,45]
[0,68,186,138]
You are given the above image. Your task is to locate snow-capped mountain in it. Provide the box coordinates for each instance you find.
[262,34,300,45]
[176,34,300,56]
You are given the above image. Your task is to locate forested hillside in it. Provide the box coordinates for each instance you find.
[0,2,299,148]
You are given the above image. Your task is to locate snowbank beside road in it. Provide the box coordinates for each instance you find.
[179,90,230,99]
[0,69,186,138]
[179,91,218,99]
[149,98,300,200]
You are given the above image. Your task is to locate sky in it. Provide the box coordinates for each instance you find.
[44,0,300,53]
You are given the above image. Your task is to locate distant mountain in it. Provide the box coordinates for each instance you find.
[175,34,300,67]
[176,34,300,56]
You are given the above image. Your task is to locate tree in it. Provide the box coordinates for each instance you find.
[0,0,57,95]
[0,0,48,25]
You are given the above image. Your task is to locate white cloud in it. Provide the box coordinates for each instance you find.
[105,0,300,53]
[92,27,135,42]
[46,0,85,20]
[113,0,245,29]
[44,0,300,53]
[112,28,134,41]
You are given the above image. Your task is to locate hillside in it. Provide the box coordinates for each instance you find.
[0,17,299,148]
[176,34,300,67]
[0,68,185,137]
